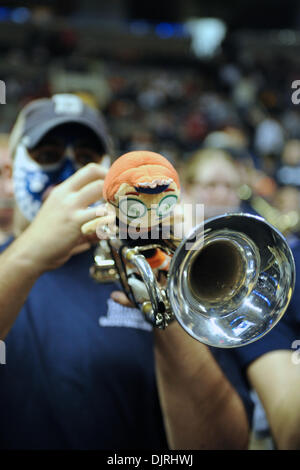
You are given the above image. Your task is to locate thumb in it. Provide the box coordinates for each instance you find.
[111,290,135,308]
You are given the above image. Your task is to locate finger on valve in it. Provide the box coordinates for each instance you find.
[81,213,116,235]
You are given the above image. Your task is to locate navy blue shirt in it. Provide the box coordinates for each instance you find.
[0,241,168,450]
[0,240,253,449]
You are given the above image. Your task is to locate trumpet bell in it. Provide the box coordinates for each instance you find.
[168,213,295,348]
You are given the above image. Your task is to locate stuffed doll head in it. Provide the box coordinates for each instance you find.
[103,150,180,229]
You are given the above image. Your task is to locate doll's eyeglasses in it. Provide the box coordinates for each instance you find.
[118,195,178,220]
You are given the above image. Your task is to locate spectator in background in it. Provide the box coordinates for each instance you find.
[182,148,244,222]
[271,186,300,245]
[276,139,300,188]
[0,134,13,244]
[253,114,285,176]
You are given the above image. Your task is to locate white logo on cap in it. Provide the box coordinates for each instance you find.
[52,94,83,115]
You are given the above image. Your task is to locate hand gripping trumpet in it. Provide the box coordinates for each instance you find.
[82,151,296,348]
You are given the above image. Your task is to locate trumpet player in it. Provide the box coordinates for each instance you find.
[0,95,251,450]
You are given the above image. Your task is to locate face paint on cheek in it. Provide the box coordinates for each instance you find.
[13,144,78,221]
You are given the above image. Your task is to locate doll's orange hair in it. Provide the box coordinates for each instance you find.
[103,151,180,202]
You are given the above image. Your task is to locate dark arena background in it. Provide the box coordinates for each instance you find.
[2,1,300,243]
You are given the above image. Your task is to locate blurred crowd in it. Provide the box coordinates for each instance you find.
[2,22,300,243]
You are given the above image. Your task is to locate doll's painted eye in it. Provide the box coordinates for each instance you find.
[157,195,178,218]
[119,198,148,219]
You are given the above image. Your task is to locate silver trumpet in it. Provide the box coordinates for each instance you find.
[91,213,295,348]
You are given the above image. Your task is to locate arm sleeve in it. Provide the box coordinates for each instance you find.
[211,300,299,427]
[229,319,296,371]
[232,239,300,370]
[209,298,299,426]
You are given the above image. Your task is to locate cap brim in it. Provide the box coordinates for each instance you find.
[26,116,109,152]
